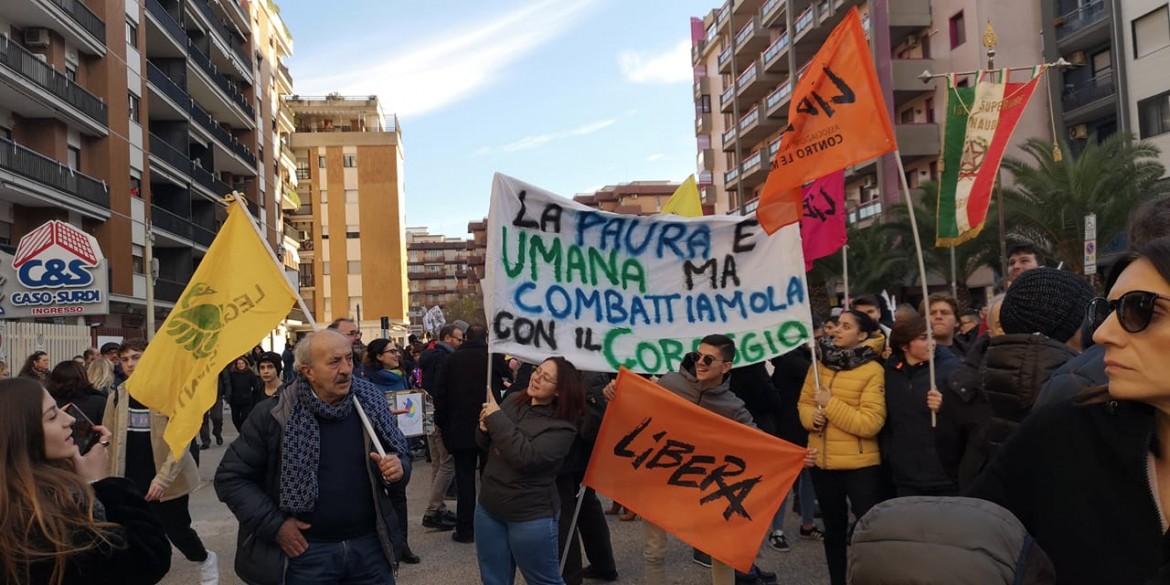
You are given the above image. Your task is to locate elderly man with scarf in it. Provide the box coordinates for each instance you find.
[215,329,412,585]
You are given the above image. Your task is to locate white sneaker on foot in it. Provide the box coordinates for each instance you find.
[200,550,218,585]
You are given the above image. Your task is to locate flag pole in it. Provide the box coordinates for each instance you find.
[891,154,937,427]
[841,244,850,308]
[559,484,587,573]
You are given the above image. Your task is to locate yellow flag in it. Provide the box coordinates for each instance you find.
[660,175,703,217]
[128,199,297,459]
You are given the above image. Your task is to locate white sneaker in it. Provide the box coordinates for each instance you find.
[200,550,218,585]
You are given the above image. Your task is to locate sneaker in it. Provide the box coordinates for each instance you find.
[691,549,712,568]
[422,513,455,531]
[200,550,218,585]
[438,508,457,523]
[451,531,474,543]
[800,525,825,540]
[582,565,619,581]
[767,531,791,552]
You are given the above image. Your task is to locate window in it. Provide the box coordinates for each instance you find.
[67,146,81,170]
[949,11,966,48]
[900,108,915,123]
[132,255,144,274]
[1138,91,1170,138]
[929,161,939,181]
[128,93,140,123]
[697,95,712,114]
[1092,49,1112,77]
[320,189,328,203]
[343,154,356,167]
[318,155,326,168]
[925,97,935,123]
[125,19,138,48]
[345,189,358,203]
[296,161,310,180]
[322,261,330,275]
[1134,7,1170,58]
[65,65,76,82]
[130,176,142,198]
[348,261,361,273]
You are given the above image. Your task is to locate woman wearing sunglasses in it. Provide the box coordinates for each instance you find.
[970,236,1170,585]
[475,356,585,585]
[798,309,887,585]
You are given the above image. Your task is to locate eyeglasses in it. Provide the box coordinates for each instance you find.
[381,348,401,355]
[687,352,725,367]
[1089,291,1170,334]
[343,329,362,338]
[531,368,558,385]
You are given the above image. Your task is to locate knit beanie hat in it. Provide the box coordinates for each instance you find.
[1000,268,1094,342]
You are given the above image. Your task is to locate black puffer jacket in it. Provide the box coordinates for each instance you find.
[729,361,781,435]
[434,339,488,451]
[981,333,1077,451]
[477,396,577,522]
[771,346,813,446]
[881,346,959,491]
[19,477,171,585]
[214,379,410,585]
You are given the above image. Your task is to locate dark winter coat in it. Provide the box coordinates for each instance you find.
[226,369,263,407]
[771,346,813,446]
[970,399,1170,585]
[981,333,1078,451]
[214,378,410,585]
[55,389,108,426]
[477,396,577,522]
[881,346,959,491]
[1034,344,1107,411]
[937,334,993,491]
[19,477,172,585]
[728,361,781,435]
[418,342,455,392]
[435,339,489,451]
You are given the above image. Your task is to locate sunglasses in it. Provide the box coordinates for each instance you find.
[687,352,724,367]
[1088,291,1170,334]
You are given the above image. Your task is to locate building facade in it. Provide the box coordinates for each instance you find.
[1,0,286,338]
[286,95,409,338]
[405,226,471,338]
[1118,0,1170,170]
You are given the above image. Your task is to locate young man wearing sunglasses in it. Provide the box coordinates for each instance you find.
[606,334,777,585]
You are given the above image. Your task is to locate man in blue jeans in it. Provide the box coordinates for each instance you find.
[216,329,412,584]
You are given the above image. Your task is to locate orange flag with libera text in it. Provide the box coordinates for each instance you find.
[757,7,896,234]
[583,368,807,573]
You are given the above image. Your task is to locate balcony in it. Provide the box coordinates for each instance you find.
[1055,0,1109,48]
[722,124,738,151]
[0,35,107,135]
[1061,72,1116,123]
[191,164,232,199]
[848,199,883,225]
[763,31,791,74]
[762,0,786,27]
[734,16,771,60]
[152,204,195,242]
[738,104,778,145]
[147,133,192,183]
[794,7,815,37]
[739,150,767,190]
[694,76,710,99]
[155,277,188,303]
[889,0,932,37]
[13,0,106,55]
[0,137,110,215]
[188,0,250,70]
[721,84,736,113]
[735,59,779,104]
[186,39,254,124]
[144,0,185,54]
[718,44,734,74]
[895,123,940,160]
[146,62,189,120]
[892,59,936,108]
[696,111,713,134]
[765,79,793,118]
[189,100,257,170]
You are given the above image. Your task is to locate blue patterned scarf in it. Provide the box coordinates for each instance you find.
[279,376,407,514]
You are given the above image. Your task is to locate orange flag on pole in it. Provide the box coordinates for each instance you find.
[583,368,807,573]
[757,7,896,234]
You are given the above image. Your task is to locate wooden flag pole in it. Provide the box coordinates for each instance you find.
[842,244,850,308]
[890,155,938,427]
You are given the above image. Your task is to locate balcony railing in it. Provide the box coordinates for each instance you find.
[735,19,756,47]
[0,138,109,208]
[152,205,195,240]
[193,224,215,246]
[763,32,790,63]
[48,0,106,44]
[189,100,257,166]
[767,80,793,110]
[189,0,250,65]
[146,0,185,45]
[146,61,189,108]
[740,106,759,130]
[723,125,737,145]
[796,7,815,34]
[0,35,107,127]
[155,277,187,302]
[762,0,783,20]
[148,133,192,174]
[721,85,734,107]
[1062,72,1115,111]
[742,150,763,172]
[1055,0,1107,41]
[718,45,732,69]
[186,39,254,119]
[849,199,883,224]
[192,164,231,197]
[736,64,757,88]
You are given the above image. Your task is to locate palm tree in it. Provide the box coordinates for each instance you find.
[809,220,912,302]
[1001,133,1168,272]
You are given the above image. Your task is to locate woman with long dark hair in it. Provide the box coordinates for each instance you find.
[48,360,107,426]
[971,237,1170,584]
[475,356,585,585]
[19,350,50,383]
[0,377,171,585]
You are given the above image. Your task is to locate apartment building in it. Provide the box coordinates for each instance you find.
[286,95,409,338]
[1,0,284,336]
[692,0,1049,227]
[1118,0,1170,170]
[405,226,471,338]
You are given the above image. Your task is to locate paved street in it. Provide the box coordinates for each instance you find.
[164,422,829,585]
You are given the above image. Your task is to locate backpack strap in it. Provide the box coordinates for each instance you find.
[1012,533,1035,585]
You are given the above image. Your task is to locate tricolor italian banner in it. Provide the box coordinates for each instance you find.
[484,174,812,375]
[936,67,1045,246]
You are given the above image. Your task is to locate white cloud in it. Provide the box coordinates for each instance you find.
[476,118,617,155]
[294,0,597,118]
[645,153,666,162]
[618,40,691,84]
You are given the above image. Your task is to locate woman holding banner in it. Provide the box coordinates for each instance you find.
[798,310,887,585]
[475,356,585,585]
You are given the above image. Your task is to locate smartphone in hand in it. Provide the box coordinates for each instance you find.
[63,403,102,456]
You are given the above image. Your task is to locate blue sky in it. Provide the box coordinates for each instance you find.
[278,0,714,237]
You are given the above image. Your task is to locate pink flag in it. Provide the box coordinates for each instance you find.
[800,170,846,271]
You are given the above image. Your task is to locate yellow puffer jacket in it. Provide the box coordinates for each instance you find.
[798,337,886,470]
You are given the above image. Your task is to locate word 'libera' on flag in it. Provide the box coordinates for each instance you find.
[660,174,704,217]
[583,368,807,573]
[757,6,895,235]
[936,67,1045,246]
[127,198,298,459]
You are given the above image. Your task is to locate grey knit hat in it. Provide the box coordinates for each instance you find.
[1000,268,1094,342]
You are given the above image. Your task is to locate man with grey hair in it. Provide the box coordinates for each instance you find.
[216,329,412,584]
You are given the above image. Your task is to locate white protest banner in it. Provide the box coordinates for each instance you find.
[484,174,811,374]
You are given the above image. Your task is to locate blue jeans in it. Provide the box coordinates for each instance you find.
[772,468,817,531]
[474,505,564,585]
[285,533,395,585]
